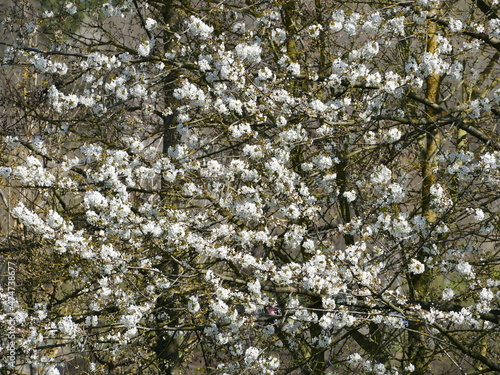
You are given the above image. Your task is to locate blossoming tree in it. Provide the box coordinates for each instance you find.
[1,0,500,374]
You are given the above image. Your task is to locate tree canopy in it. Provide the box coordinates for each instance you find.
[1,0,500,374]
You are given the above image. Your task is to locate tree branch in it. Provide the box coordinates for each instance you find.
[433,322,500,371]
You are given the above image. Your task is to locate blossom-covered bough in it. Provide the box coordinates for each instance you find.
[0,0,499,374]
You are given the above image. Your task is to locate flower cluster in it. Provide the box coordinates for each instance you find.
[1,1,499,374]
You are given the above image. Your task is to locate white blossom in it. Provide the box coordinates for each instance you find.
[343,190,357,203]
[145,18,157,30]
[65,2,77,15]
[371,165,392,185]
[187,16,214,39]
[383,128,402,143]
[287,62,301,76]
[479,288,494,301]
[408,259,425,274]
[442,288,455,301]
[58,316,78,338]
[456,261,475,278]
[45,366,60,375]
[307,24,323,38]
[235,43,262,63]
[174,80,207,106]
[244,346,260,366]
[137,40,152,57]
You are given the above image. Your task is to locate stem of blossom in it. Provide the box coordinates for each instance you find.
[410,16,442,375]
[282,0,298,63]
[337,157,354,246]
[153,3,185,373]
[421,29,441,224]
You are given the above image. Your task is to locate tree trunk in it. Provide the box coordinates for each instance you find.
[409,17,441,375]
